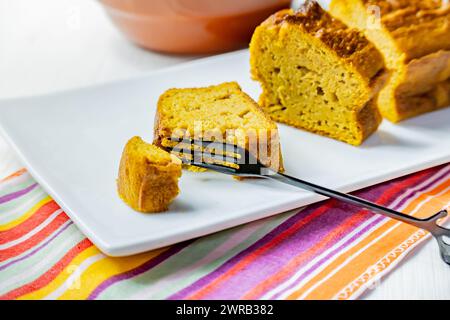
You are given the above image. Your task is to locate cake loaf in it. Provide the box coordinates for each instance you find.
[250,0,385,146]
[154,82,284,173]
[330,0,450,122]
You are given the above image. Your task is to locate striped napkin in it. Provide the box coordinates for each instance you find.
[0,165,449,300]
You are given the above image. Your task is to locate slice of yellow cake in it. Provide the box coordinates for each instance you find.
[330,0,450,122]
[250,1,385,146]
[117,136,182,213]
[153,82,284,173]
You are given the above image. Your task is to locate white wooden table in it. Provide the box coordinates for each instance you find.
[1,0,449,300]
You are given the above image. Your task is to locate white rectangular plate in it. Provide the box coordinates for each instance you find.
[1,50,449,256]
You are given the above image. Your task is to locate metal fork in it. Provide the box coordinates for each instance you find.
[166,138,450,265]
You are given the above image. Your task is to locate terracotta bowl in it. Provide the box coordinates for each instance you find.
[99,0,291,54]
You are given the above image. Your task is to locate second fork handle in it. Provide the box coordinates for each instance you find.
[268,172,442,230]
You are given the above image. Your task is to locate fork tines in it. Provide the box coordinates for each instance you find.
[167,137,241,154]
[164,137,252,171]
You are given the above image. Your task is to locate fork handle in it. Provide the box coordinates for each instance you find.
[266,172,450,264]
[266,172,450,265]
[268,172,447,231]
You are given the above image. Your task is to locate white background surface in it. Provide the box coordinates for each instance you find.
[0,0,449,300]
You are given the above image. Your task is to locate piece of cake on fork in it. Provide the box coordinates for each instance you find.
[250,0,386,146]
[153,81,284,173]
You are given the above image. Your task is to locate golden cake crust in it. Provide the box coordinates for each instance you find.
[117,136,181,213]
[330,0,450,122]
[285,3,372,57]
[250,1,384,146]
[370,0,450,61]
[264,1,384,81]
